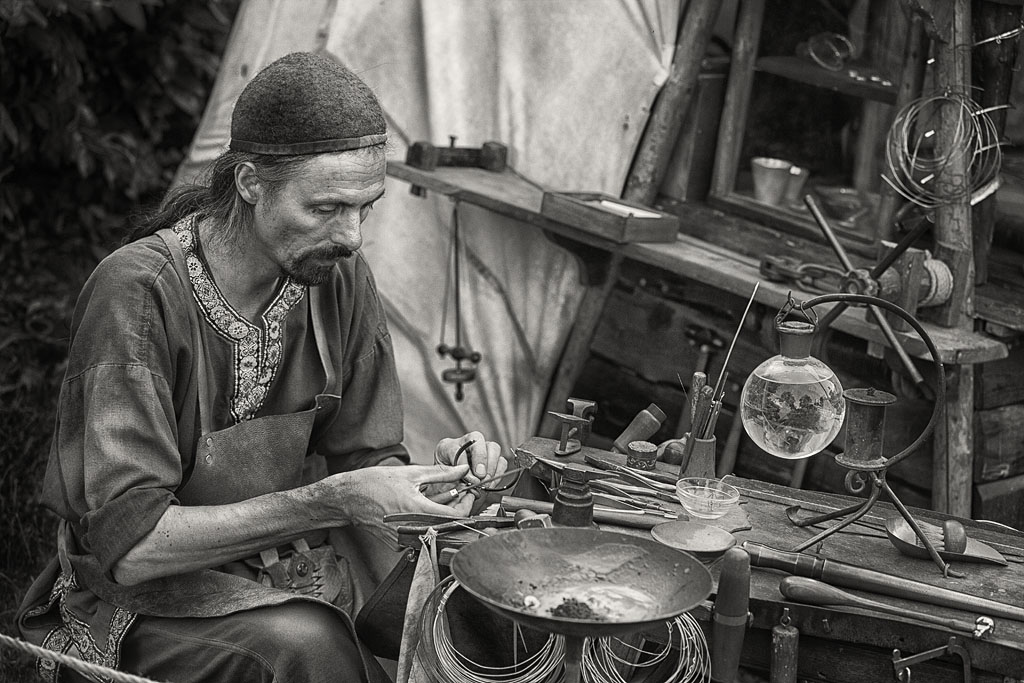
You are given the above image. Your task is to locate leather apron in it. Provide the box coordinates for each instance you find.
[156,227,390,680]
[155,225,401,615]
[173,274,338,510]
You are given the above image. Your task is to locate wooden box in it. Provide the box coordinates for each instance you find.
[540,192,679,243]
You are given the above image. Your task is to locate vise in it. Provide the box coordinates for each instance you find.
[406,136,508,172]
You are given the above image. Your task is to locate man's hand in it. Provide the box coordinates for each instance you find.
[328,463,482,527]
[113,463,477,585]
[434,431,507,483]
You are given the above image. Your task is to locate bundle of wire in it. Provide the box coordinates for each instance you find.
[884,92,1002,209]
[417,577,564,682]
[579,612,710,683]
[416,577,711,682]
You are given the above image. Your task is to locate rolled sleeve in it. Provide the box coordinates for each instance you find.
[40,241,195,578]
[51,364,184,575]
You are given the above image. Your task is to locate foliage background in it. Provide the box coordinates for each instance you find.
[0,0,239,679]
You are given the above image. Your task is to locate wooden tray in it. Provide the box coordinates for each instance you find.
[540,191,679,243]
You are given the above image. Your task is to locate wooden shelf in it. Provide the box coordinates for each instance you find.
[756,56,898,104]
[623,233,1006,365]
[386,162,1008,365]
[386,161,622,251]
[707,191,877,259]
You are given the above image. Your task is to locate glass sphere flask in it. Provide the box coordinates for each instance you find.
[740,319,846,459]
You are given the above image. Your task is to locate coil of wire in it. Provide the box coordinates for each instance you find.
[415,576,711,683]
[884,93,1002,209]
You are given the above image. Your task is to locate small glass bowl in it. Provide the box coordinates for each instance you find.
[675,478,740,520]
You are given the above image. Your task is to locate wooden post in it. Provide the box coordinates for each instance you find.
[934,364,975,517]
[929,0,975,328]
[710,0,765,198]
[539,254,622,437]
[624,0,724,205]
[851,0,898,199]
[928,0,975,518]
[540,0,726,436]
[875,14,928,240]
[971,0,1023,284]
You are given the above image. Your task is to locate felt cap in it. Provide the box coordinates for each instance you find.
[229,52,387,155]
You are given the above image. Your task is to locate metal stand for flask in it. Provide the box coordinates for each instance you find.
[780,293,961,578]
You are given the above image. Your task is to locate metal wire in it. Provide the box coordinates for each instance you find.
[417,577,710,683]
[418,577,564,682]
[579,612,710,683]
[884,92,1002,209]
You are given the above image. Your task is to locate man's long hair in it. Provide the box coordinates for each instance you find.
[125,151,312,246]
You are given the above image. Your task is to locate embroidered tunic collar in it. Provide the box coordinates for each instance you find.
[173,218,307,422]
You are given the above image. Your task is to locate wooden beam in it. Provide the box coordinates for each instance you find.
[929,0,975,327]
[971,0,1024,284]
[875,14,928,240]
[710,0,765,198]
[538,253,623,437]
[623,0,724,205]
[934,363,975,517]
[385,165,1009,366]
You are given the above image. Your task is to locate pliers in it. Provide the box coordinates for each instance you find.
[384,513,516,549]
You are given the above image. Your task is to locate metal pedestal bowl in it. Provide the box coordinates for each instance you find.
[450,527,713,683]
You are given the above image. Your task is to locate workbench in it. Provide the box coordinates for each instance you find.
[386,161,1010,518]
[502,437,1024,683]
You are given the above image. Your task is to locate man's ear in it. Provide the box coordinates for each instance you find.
[235,163,261,205]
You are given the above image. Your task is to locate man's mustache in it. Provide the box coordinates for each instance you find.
[305,245,354,261]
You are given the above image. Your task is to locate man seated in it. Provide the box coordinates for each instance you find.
[18,51,507,683]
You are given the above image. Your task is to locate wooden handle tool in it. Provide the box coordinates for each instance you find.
[744,542,1024,623]
[779,576,994,638]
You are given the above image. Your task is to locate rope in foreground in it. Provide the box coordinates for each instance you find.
[0,631,166,683]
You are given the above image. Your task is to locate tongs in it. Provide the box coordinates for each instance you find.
[384,513,516,549]
[384,513,515,534]
[590,489,678,517]
[583,453,677,493]
[590,479,679,506]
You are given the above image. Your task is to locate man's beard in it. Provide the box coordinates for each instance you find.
[285,246,354,285]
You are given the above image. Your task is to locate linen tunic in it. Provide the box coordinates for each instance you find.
[18,217,409,678]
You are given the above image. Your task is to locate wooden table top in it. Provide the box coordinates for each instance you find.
[510,437,1024,681]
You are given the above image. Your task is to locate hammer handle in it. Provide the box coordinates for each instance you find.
[745,542,1024,623]
[780,577,983,635]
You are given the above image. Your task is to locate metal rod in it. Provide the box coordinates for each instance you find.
[800,293,943,471]
[813,217,930,334]
[791,478,884,552]
[870,215,933,278]
[804,195,927,389]
[712,282,759,401]
[804,195,856,271]
[882,478,961,577]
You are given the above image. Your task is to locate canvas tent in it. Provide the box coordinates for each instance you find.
[176,0,694,462]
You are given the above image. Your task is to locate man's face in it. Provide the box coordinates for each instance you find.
[252,147,386,285]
